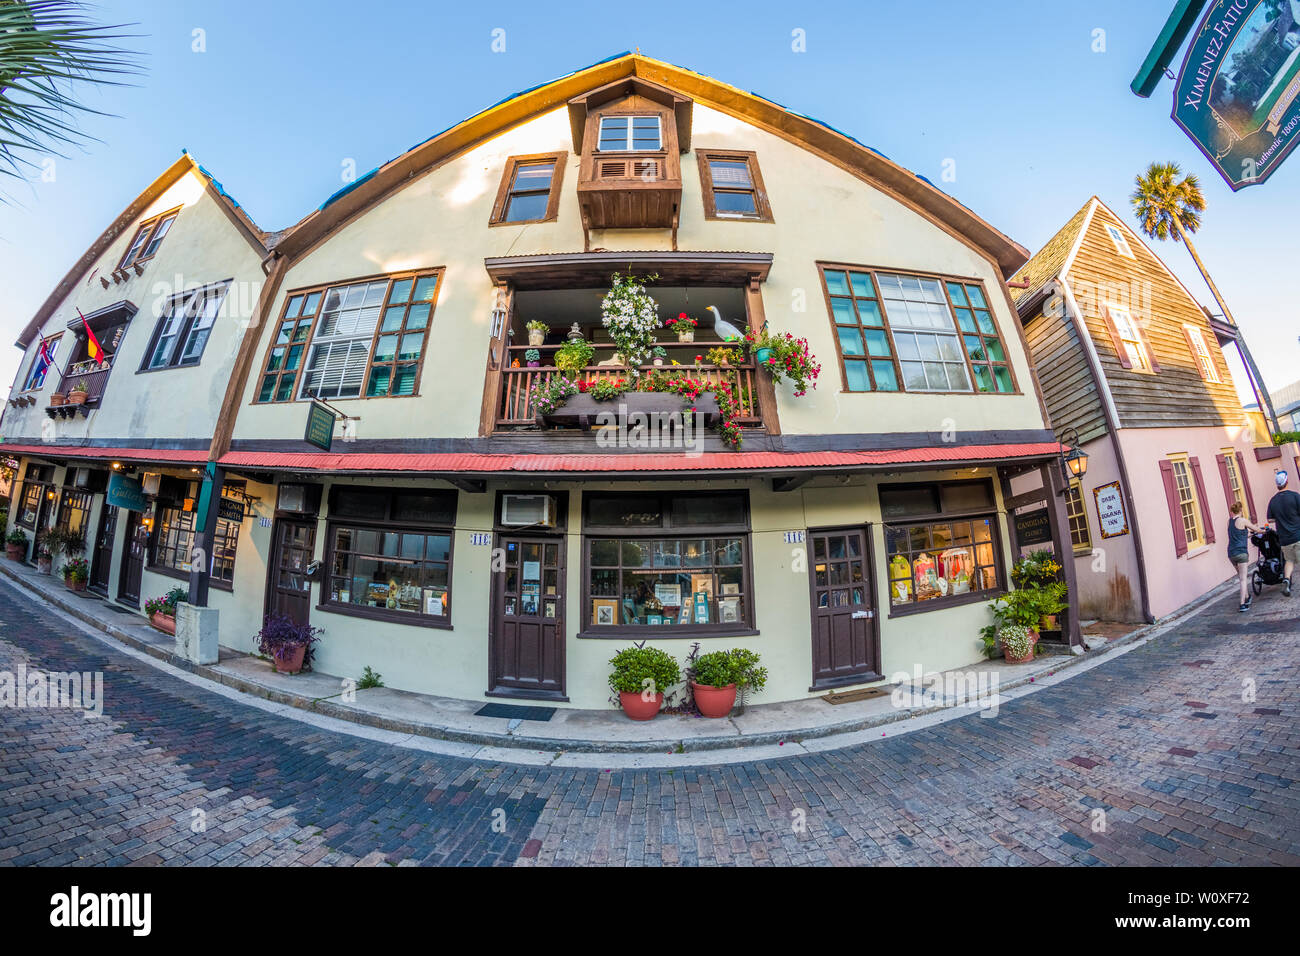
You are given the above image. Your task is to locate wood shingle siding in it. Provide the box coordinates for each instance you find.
[1022,307,1107,444]
[1064,204,1243,430]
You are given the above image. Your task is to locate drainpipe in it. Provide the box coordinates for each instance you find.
[1058,277,1156,625]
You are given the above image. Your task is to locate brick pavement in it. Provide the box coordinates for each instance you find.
[0,580,1296,866]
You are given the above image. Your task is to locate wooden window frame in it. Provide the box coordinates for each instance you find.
[1183,324,1221,383]
[696,149,773,222]
[21,334,61,391]
[881,479,1006,617]
[318,485,458,629]
[1065,478,1092,554]
[252,268,444,404]
[147,482,244,590]
[1101,303,1160,373]
[489,152,566,226]
[119,206,181,270]
[137,281,230,373]
[578,490,757,639]
[817,262,1020,396]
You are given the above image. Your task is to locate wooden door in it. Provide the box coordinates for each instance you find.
[117,509,146,606]
[30,489,53,566]
[89,504,119,595]
[808,526,881,687]
[489,535,565,698]
[267,519,316,627]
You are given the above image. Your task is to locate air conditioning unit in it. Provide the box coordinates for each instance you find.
[501,494,557,527]
[141,473,161,496]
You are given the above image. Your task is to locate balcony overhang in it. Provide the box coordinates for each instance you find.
[65,299,138,334]
[568,76,692,154]
[484,251,772,290]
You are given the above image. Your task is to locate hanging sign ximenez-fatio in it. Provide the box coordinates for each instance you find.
[1172,0,1300,189]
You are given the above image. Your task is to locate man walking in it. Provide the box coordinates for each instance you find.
[1267,470,1300,598]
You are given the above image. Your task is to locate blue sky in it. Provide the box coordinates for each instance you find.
[1,0,1295,403]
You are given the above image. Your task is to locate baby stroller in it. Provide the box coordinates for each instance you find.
[1251,528,1287,596]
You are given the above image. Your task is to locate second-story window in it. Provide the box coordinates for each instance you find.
[142,282,229,371]
[598,115,661,151]
[697,150,773,221]
[255,270,442,403]
[490,152,565,225]
[1183,324,1221,383]
[119,208,180,270]
[22,334,61,390]
[820,266,1015,394]
[1103,304,1156,372]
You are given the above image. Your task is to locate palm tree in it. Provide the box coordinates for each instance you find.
[0,0,140,192]
[1131,160,1280,431]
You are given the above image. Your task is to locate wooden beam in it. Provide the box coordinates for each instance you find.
[447,477,488,493]
[772,474,812,493]
[746,275,781,436]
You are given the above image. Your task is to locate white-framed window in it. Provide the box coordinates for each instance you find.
[1184,324,1221,383]
[299,279,388,400]
[597,115,662,151]
[1222,448,1247,514]
[1108,305,1152,371]
[22,335,60,390]
[877,273,972,392]
[1105,224,1135,259]
[145,281,229,370]
[1170,455,1205,550]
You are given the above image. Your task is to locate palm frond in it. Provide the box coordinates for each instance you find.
[1130,161,1206,244]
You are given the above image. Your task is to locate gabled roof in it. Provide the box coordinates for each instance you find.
[273,53,1029,275]
[14,153,269,349]
[1008,197,1095,309]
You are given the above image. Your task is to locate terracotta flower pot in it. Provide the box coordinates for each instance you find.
[150,612,176,635]
[6,544,24,561]
[67,391,88,405]
[49,393,67,406]
[273,643,307,675]
[691,682,737,718]
[36,556,52,574]
[64,577,87,593]
[619,690,663,721]
[1003,630,1039,665]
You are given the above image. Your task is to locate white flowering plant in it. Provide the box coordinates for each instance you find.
[600,272,660,377]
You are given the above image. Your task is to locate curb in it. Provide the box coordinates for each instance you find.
[0,560,1232,755]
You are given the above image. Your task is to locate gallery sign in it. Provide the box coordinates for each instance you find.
[1172,0,1300,189]
[106,473,148,512]
[1093,480,1131,538]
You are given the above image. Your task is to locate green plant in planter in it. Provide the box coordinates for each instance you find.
[999,624,1035,660]
[144,587,187,618]
[588,377,628,402]
[1011,550,1062,588]
[988,587,1043,630]
[6,528,28,546]
[42,526,86,559]
[691,648,768,690]
[60,556,89,583]
[525,320,548,335]
[608,645,680,697]
[524,348,541,364]
[554,339,594,375]
[72,379,89,394]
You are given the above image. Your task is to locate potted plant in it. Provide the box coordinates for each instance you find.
[986,587,1042,662]
[706,346,738,367]
[34,532,53,574]
[525,320,548,347]
[608,644,680,721]
[666,312,696,343]
[1035,580,1069,633]
[524,348,541,368]
[60,556,90,592]
[67,379,90,405]
[5,528,28,561]
[652,346,667,367]
[601,272,661,374]
[254,613,322,675]
[48,391,67,407]
[144,588,186,635]
[554,339,594,376]
[689,647,768,718]
[999,624,1037,664]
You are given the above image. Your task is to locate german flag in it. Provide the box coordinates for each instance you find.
[78,309,106,366]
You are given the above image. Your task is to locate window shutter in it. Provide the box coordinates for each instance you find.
[1189,456,1214,544]
[1236,451,1257,522]
[1101,306,1133,369]
[1216,453,1234,510]
[1160,459,1188,557]
[1136,318,1161,373]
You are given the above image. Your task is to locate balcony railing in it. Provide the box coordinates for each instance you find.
[49,360,113,416]
[498,358,763,427]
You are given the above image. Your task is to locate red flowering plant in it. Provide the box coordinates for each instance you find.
[665,312,698,329]
[588,377,628,402]
[751,331,820,396]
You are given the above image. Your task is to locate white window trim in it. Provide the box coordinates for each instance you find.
[1184,324,1221,383]
[597,115,662,152]
[1106,224,1135,259]
[1108,304,1151,372]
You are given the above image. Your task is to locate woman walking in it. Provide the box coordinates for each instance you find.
[1229,501,1264,612]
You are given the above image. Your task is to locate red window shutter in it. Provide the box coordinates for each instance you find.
[1236,450,1257,522]
[1216,453,1234,510]
[1160,459,1188,557]
[1190,456,1214,544]
[1137,317,1161,373]
[1184,327,1208,380]
[1101,306,1133,369]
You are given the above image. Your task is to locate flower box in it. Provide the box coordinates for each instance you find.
[150,612,176,635]
[540,392,719,428]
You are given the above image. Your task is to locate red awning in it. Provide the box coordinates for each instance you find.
[218,442,1063,476]
[0,444,207,466]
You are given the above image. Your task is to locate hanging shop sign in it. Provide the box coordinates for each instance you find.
[106,473,148,512]
[1013,507,1054,547]
[1172,0,1300,189]
[1093,480,1131,538]
[304,401,335,451]
[217,497,246,522]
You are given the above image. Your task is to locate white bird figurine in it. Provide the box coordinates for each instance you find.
[706,305,745,342]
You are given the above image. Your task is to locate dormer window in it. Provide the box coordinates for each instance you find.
[597,115,661,152]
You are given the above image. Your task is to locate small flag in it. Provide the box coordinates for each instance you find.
[78,309,106,366]
[34,337,56,379]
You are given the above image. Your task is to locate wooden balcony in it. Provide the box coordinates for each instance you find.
[48,360,113,418]
[576,150,681,230]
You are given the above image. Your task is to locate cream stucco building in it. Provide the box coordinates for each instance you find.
[2,55,1076,709]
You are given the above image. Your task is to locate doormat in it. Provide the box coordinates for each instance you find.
[822,686,893,705]
[474,703,557,722]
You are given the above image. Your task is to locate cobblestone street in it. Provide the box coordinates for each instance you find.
[1,580,1297,866]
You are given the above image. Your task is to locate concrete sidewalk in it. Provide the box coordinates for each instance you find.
[0,556,1189,756]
